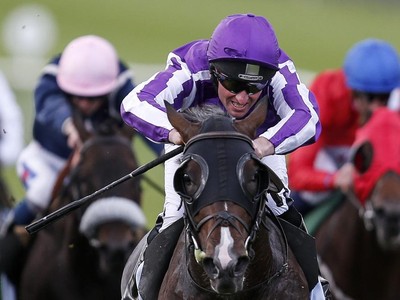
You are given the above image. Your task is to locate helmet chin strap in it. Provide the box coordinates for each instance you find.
[209,65,219,91]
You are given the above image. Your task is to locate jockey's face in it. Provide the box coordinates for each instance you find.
[71,96,107,117]
[352,91,386,125]
[217,82,262,118]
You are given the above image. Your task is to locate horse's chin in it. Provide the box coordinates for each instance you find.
[376,225,400,252]
[210,277,244,295]
[377,234,400,252]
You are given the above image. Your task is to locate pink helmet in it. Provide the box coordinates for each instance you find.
[57,35,119,97]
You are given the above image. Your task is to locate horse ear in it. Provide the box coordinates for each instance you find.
[164,100,201,142]
[234,97,268,139]
[351,141,374,174]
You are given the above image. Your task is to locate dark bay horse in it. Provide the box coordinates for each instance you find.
[18,117,147,300]
[314,108,400,300]
[122,101,309,299]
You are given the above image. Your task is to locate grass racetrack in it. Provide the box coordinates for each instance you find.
[1,0,400,227]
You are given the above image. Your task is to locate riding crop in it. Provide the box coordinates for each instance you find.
[25,145,184,234]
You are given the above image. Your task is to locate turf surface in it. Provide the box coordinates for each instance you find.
[1,0,400,227]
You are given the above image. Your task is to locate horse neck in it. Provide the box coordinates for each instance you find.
[345,186,398,252]
[248,216,287,283]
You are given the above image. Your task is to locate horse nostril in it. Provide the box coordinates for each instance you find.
[203,257,219,279]
[387,217,400,236]
[233,256,249,277]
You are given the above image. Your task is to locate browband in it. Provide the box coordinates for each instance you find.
[184,131,253,153]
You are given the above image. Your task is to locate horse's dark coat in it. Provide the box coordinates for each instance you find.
[315,110,400,300]
[122,101,309,299]
[18,121,145,300]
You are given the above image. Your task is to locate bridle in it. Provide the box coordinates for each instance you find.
[61,134,133,213]
[174,131,289,292]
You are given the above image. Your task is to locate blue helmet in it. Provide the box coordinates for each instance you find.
[344,39,400,93]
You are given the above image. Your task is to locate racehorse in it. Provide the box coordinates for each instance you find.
[18,114,147,300]
[314,108,400,300]
[121,101,310,299]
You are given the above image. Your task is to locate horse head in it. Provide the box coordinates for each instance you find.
[77,134,144,269]
[350,108,400,251]
[79,197,147,274]
[21,105,146,300]
[165,100,273,294]
[51,118,145,278]
[314,109,400,300]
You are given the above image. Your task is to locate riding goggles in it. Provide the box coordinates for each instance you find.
[212,69,268,95]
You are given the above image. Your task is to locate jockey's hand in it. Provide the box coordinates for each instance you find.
[333,162,355,193]
[62,118,82,149]
[252,136,275,158]
[168,128,184,145]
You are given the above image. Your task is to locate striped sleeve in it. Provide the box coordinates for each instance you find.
[121,52,196,143]
[260,59,321,155]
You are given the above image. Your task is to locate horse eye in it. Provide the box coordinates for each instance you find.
[245,171,260,197]
[182,172,199,196]
[238,157,269,200]
[174,156,208,200]
[183,173,193,188]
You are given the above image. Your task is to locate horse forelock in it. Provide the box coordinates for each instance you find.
[182,104,228,122]
[182,105,236,133]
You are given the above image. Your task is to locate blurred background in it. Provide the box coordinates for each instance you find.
[1,0,400,226]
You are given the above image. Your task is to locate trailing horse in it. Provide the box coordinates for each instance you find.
[314,108,400,300]
[18,117,147,300]
[122,101,311,299]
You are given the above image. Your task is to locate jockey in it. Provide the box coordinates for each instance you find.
[0,35,162,275]
[334,39,400,193]
[288,70,359,215]
[121,14,329,299]
[0,70,24,168]
[288,39,400,215]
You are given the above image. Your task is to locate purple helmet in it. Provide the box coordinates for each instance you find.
[57,35,119,97]
[207,14,279,82]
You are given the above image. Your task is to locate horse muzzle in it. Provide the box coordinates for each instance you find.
[375,214,400,251]
[202,254,250,294]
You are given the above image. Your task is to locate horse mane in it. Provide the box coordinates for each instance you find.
[181,104,229,122]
